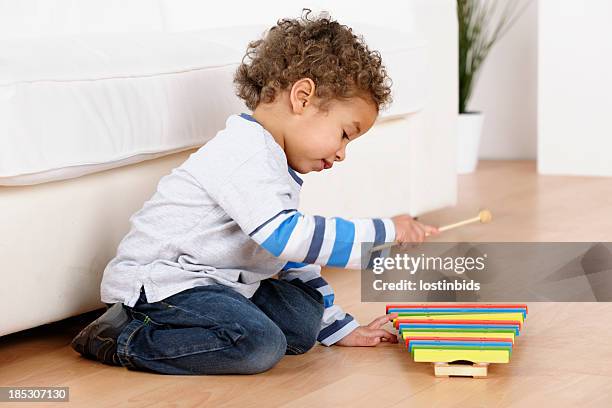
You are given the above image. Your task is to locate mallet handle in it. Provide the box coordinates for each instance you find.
[437,215,481,232]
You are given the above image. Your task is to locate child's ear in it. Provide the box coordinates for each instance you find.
[290,78,316,114]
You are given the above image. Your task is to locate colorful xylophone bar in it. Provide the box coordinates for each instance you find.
[387,304,528,377]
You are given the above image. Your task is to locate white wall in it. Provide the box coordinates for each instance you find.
[159,0,420,34]
[468,0,538,160]
[0,0,424,37]
[538,0,612,176]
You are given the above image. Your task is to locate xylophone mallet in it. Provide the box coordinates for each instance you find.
[370,209,492,252]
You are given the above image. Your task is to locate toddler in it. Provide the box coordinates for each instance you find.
[71,10,438,375]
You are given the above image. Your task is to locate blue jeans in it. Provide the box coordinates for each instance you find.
[115,278,325,375]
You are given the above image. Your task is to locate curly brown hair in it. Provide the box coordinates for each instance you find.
[234,9,392,112]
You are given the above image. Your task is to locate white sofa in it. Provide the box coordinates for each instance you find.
[0,0,457,336]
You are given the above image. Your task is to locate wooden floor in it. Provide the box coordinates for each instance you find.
[2,160,612,407]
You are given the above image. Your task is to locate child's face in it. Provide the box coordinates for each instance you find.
[284,95,378,174]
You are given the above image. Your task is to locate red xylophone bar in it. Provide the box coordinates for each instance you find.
[386,304,528,314]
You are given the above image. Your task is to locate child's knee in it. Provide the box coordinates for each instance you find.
[238,323,287,373]
[286,308,324,355]
[286,329,318,355]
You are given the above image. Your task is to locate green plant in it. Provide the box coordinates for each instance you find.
[458,0,531,113]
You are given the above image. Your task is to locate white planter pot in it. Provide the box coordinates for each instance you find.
[457,112,484,174]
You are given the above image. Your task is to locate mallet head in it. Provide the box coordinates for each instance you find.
[479,209,492,223]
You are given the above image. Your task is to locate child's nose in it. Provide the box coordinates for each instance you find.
[335,148,346,162]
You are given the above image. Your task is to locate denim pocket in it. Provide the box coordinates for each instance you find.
[127,303,245,361]
[127,322,245,361]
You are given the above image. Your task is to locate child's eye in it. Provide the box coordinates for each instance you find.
[342,131,349,141]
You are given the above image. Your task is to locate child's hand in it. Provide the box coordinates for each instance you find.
[335,313,399,347]
[391,214,439,244]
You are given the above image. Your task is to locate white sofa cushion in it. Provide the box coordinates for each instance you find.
[0,25,427,186]
[0,31,247,186]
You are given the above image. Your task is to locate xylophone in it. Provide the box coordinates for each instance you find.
[386,303,528,378]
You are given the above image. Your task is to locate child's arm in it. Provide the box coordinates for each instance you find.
[185,140,436,268]
[250,210,396,269]
[248,209,437,267]
[278,262,359,346]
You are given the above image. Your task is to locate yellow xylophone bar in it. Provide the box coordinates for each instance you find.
[413,348,510,364]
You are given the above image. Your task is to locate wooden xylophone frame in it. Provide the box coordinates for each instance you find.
[433,361,489,378]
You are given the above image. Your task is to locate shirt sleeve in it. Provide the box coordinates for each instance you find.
[278,262,359,346]
[249,210,396,270]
